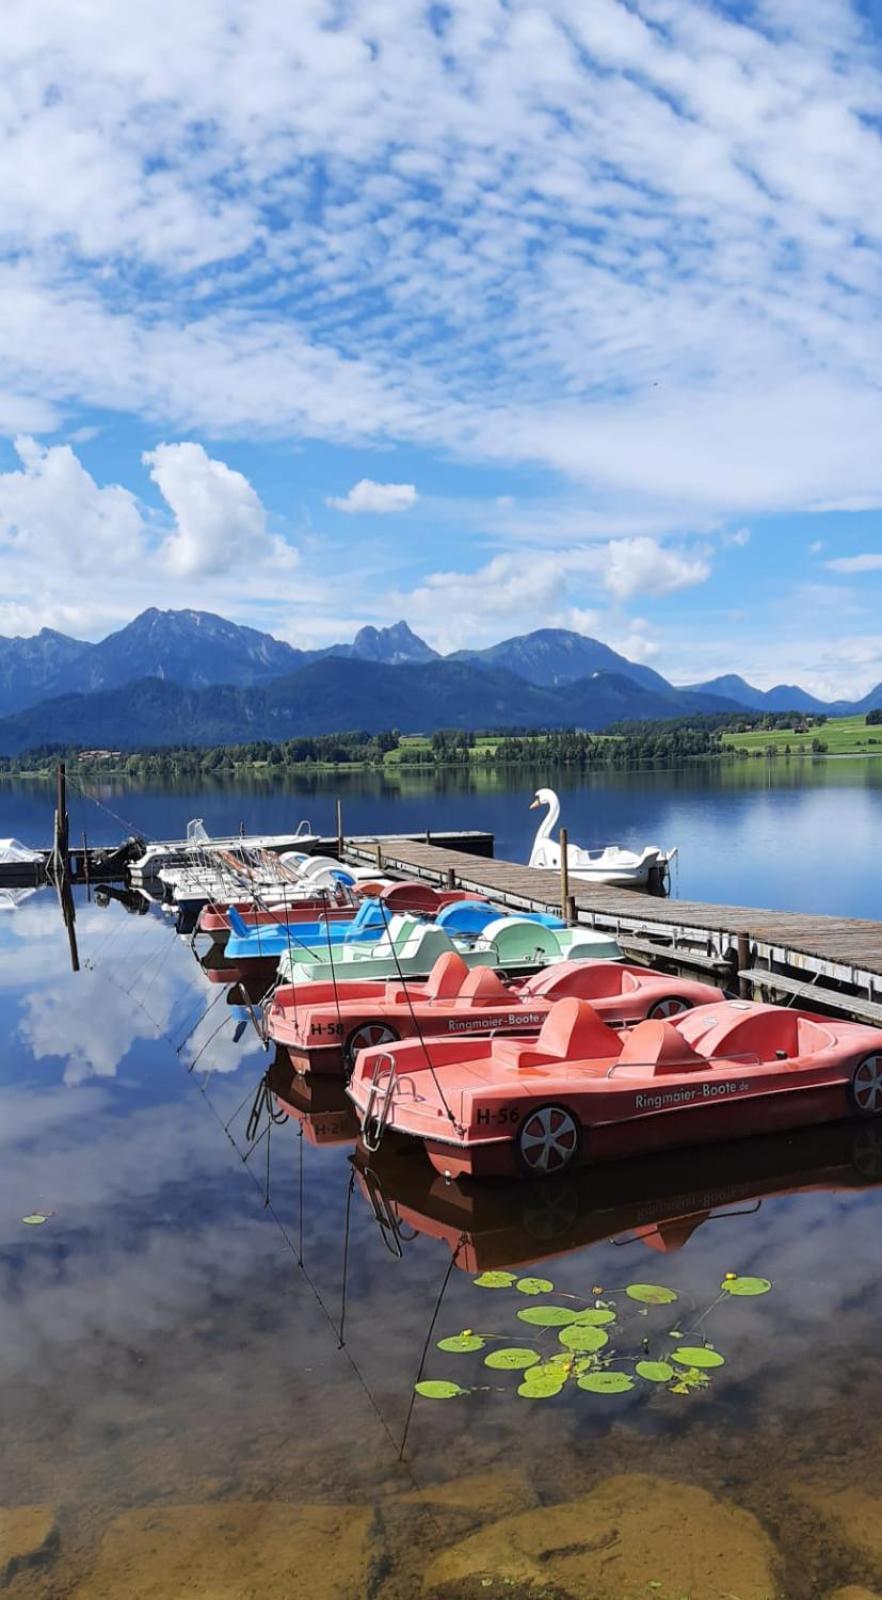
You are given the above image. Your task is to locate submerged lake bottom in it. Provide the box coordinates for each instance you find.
[4,892,882,1600]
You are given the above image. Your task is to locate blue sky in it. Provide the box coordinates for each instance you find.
[1,0,881,695]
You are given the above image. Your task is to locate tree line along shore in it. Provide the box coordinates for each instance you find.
[1,710,880,778]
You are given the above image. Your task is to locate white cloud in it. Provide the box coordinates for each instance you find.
[0,0,880,525]
[722,527,751,547]
[825,552,882,573]
[392,537,708,651]
[0,437,316,638]
[145,441,295,578]
[0,435,144,569]
[603,538,711,602]
[609,619,662,664]
[326,480,418,514]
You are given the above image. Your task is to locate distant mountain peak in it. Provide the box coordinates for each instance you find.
[350,620,438,664]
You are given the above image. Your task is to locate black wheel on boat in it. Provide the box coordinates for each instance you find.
[647,997,692,1020]
[344,1020,400,1075]
[850,1054,882,1118]
[515,1103,581,1180]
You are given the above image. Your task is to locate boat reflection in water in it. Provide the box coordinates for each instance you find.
[266,1047,361,1146]
[352,1119,882,1273]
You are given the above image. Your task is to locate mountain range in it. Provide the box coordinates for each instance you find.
[0,608,877,753]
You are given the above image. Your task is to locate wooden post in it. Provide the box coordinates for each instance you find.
[559,826,569,921]
[335,798,344,861]
[737,931,751,999]
[375,840,384,871]
[566,893,576,925]
[446,867,456,890]
[56,761,68,862]
[52,762,79,973]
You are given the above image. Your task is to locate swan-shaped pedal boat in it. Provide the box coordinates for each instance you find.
[347,996,882,1180]
[267,949,723,1076]
[529,788,676,887]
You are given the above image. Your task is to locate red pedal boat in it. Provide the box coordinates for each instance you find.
[197,879,477,940]
[347,996,882,1180]
[265,950,723,1076]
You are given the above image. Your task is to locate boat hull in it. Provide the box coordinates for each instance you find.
[347,999,882,1181]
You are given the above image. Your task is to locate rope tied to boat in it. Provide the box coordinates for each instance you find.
[372,898,464,1138]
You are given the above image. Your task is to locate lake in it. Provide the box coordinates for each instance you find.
[3,761,882,1598]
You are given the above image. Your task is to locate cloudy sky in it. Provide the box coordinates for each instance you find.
[2,0,882,694]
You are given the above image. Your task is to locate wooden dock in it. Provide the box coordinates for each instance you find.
[0,828,494,890]
[343,836,882,1026]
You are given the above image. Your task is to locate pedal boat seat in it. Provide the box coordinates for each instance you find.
[491,997,621,1070]
[677,1002,834,1063]
[458,967,513,1007]
[614,1018,707,1075]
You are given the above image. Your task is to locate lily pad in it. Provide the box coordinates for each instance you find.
[671,1346,725,1369]
[625,1283,678,1305]
[484,1347,541,1371]
[516,1373,565,1399]
[438,1334,486,1353]
[721,1275,772,1297]
[558,1324,608,1353]
[473,1271,517,1289]
[515,1276,554,1296]
[21,1213,51,1225]
[577,1370,634,1394]
[572,1307,616,1326]
[414,1380,468,1399]
[516,1305,579,1327]
[636,1360,675,1383]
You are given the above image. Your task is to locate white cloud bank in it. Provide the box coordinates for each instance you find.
[145,441,295,578]
[326,479,418,514]
[0,437,305,637]
[0,0,881,520]
[825,553,882,574]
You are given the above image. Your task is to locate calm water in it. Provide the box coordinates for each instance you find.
[4,763,882,1598]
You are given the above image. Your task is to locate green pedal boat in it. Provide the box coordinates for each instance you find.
[276,913,622,985]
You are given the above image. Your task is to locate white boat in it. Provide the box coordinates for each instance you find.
[128,817,318,885]
[528,788,676,888]
[0,839,42,909]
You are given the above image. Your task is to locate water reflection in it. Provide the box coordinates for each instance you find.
[6,887,882,1596]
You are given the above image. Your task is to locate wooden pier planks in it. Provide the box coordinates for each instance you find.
[343,837,882,983]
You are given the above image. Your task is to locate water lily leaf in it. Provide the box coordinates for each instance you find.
[515,1276,554,1296]
[438,1334,486,1353]
[484,1347,541,1371]
[577,1370,634,1394]
[516,1374,565,1399]
[626,1283,678,1305]
[534,1354,572,1374]
[414,1380,468,1399]
[572,1307,616,1326]
[516,1305,579,1327]
[558,1324,608,1353]
[671,1346,725,1369]
[473,1271,517,1289]
[636,1360,675,1384]
[721,1275,772,1297]
[21,1213,51,1225]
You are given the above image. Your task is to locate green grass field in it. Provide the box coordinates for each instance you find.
[726,713,882,757]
